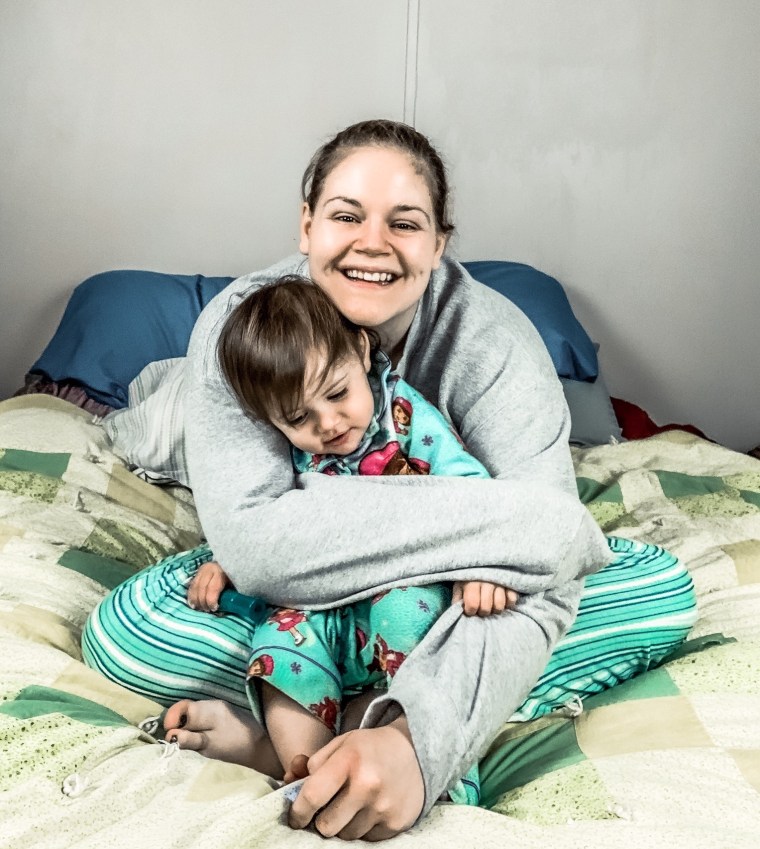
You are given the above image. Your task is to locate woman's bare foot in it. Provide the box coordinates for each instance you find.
[163,699,283,777]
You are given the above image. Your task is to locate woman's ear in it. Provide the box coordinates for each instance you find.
[299,202,313,255]
[432,233,447,270]
[359,329,372,373]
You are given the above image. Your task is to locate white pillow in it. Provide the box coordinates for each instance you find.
[102,358,189,486]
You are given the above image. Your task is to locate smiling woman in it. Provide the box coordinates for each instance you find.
[83,119,696,841]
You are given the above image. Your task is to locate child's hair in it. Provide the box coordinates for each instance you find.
[217,275,375,423]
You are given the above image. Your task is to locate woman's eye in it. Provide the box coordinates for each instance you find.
[334,214,358,224]
[393,221,418,231]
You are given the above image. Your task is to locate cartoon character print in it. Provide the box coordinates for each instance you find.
[367,634,406,679]
[307,454,326,471]
[383,450,430,476]
[358,441,431,477]
[309,695,341,733]
[247,653,274,679]
[267,608,307,647]
[306,454,340,475]
[392,397,413,435]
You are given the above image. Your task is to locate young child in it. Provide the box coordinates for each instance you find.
[205,274,511,803]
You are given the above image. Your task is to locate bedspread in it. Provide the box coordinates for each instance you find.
[1,397,759,848]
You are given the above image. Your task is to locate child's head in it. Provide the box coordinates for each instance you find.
[218,275,376,456]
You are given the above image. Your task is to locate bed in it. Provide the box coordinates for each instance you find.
[2,263,760,848]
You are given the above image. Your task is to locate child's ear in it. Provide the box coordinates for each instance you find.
[359,329,372,372]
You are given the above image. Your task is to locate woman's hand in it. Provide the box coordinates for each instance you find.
[288,715,424,841]
[187,561,230,612]
[452,581,517,617]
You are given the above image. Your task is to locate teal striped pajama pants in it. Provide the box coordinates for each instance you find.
[82,536,697,723]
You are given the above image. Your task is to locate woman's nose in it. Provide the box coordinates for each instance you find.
[355,218,389,253]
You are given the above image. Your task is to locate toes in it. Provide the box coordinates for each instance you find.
[163,699,193,734]
[166,728,207,752]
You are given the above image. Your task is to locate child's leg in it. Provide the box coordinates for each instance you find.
[355,584,451,687]
[245,606,344,775]
[260,682,333,779]
[356,585,482,807]
[341,690,380,732]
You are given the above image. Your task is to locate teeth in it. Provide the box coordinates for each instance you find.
[345,269,396,283]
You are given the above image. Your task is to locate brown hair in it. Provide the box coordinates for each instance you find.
[217,275,374,423]
[301,119,454,236]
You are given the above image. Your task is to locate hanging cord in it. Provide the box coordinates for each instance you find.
[562,694,585,717]
[137,714,163,739]
[62,717,178,798]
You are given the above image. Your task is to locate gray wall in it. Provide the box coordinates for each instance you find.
[2,1,759,450]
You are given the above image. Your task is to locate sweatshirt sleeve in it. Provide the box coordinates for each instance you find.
[355,268,612,817]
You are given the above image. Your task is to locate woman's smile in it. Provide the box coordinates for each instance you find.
[341,268,398,284]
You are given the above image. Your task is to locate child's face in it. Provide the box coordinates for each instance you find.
[272,337,375,456]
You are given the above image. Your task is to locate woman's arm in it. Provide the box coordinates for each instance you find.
[185,367,606,603]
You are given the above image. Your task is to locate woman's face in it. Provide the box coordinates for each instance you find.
[300,146,446,353]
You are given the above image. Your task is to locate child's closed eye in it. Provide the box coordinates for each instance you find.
[285,412,308,427]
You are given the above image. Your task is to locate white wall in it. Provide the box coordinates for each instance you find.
[2,1,758,450]
[0,0,408,396]
[415,0,760,450]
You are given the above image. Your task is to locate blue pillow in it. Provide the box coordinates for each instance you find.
[30,260,597,411]
[462,261,598,382]
[31,271,234,408]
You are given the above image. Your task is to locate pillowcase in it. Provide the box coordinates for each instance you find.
[462,260,598,381]
[561,372,623,447]
[31,270,234,408]
[102,358,189,486]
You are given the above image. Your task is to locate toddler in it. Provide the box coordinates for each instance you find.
[203,274,512,802]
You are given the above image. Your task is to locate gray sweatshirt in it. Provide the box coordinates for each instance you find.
[184,254,611,816]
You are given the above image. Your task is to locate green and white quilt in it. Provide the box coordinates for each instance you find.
[1,396,759,848]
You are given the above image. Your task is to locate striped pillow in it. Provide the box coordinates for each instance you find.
[102,358,188,486]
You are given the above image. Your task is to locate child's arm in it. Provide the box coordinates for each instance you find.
[452,581,518,617]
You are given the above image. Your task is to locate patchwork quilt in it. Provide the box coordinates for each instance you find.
[1,396,759,848]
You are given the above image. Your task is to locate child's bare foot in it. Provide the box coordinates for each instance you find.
[163,699,282,777]
[283,753,310,784]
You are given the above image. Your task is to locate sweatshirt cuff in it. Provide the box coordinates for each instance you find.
[360,686,467,821]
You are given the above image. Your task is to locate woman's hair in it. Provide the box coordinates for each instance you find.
[301,119,454,236]
[217,275,375,423]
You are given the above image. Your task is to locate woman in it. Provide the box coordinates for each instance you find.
[86,120,696,841]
